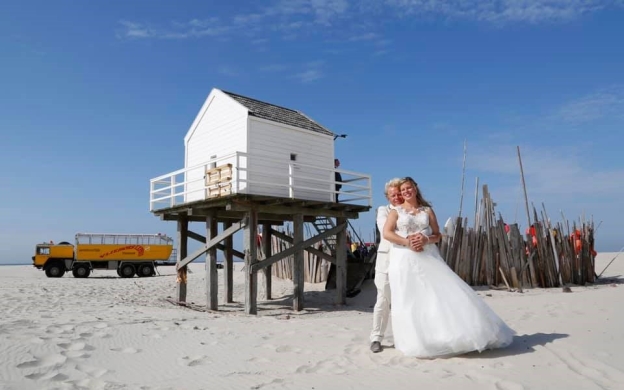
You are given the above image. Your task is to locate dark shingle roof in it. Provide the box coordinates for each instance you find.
[221,89,334,136]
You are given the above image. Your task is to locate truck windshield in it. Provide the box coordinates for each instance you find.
[37,246,50,255]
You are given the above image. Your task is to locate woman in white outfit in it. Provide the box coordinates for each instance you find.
[383,177,515,358]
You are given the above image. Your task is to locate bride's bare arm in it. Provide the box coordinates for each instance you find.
[425,208,442,244]
[383,209,410,247]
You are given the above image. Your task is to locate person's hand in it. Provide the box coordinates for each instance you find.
[408,234,424,252]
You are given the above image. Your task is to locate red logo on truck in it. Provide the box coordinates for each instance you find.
[99,245,145,258]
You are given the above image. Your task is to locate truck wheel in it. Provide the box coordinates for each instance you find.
[119,264,135,278]
[72,264,91,278]
[45,262,65,278]
[137,264,154,277]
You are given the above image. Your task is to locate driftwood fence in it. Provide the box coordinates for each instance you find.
[257,227,331,283]
[440,184,596,289]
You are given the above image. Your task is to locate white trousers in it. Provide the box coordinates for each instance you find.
[370,271,391,343]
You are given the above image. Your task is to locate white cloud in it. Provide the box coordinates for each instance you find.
[469,143,624,198]
[118,0,622,42]
[218,66,239,77]
[259,64,289,72]
[117,21,154,39]
[117,19,231,40]
[295,69,324,83]
[348,32,378,41]
[554,87,624,124]
[384,0,620,24]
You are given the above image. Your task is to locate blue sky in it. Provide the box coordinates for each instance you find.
[2,0,623,264]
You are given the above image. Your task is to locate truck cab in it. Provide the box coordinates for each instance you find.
[32,242,75,277]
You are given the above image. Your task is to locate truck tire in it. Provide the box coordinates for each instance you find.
[45,261,65,278]
[72,264,91,278]
[119,264,135,278]
[137,264,154,277]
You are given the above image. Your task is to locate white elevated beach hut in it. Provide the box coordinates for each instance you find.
[150,88,369,209]
[149,88,372,315]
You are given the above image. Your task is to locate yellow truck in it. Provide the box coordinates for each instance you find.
[32,233,174,278]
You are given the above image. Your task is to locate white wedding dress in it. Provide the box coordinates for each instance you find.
[388,207,515,358]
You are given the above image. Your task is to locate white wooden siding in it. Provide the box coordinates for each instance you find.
[247,118,334,201]
[184,91,248,202]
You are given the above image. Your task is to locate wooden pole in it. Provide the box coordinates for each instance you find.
[244,210,258,315]
[262,222,272,300]
[206,212,218,310]
[176,216,189,304]
[335,217,348,305]
[473,177,479,230]
[458,140,467,218]
[292,214,305,311]
[517,146,531,229]
[223,220,234,303]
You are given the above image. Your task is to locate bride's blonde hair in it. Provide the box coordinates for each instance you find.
[399,177,432,208]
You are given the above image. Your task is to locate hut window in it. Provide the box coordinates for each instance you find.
[290,153,297,161]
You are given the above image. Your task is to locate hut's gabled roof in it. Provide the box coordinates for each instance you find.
[221,89,334,136]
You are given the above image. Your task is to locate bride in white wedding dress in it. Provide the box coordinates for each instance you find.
[382,177,515,358]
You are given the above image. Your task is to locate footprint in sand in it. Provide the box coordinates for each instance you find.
[178,355,212,367]
[464,372,525,390]
[75,363,108,378]
[25,371,70,381]
[17,353,67,369]
[93,323,109,329]
[295,357,354,375]
[494,380,526,390]
[275,345,302,354]
[58,341,95,352]
[250,378,286,389]
[247,356,272,364]
[546,347,624,387]
[110,347,141,354]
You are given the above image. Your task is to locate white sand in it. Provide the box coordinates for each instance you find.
[1,253,623,390]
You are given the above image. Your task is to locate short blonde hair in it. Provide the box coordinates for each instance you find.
[384,178,403,197]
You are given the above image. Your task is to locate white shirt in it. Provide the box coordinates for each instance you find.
[375,204,396,273]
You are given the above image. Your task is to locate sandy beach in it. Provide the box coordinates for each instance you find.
[1,253,623,390]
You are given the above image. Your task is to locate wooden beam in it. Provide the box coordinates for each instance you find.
[244,210,258,315]
[262,222,272,300]
[176,217,189,304]
[251,223,346,273]
[176,219,246,270]
[335,217,348,305]
[293,214,304,311]
[227,202,360,219]
[206,212,218,310]
[160,211,301,223]
[216,244,244,259]
[270,228,335,264]
[188,230,205,243]
[188,230,245,259]
[223,221,234,304]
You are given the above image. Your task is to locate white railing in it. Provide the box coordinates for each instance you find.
[149,151,372,211]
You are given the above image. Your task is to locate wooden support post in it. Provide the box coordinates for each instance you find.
[292,214,304,311]
[262,222,272,300]
[206,212,218,310]
[335,217,347,305]
[176,216,189,303]
[244,210,258,315]
[223,221,234,303]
